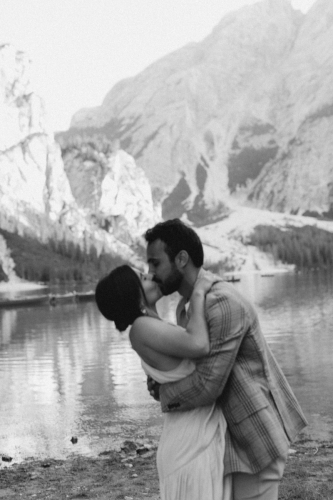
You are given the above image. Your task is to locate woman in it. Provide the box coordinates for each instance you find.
[95,265,231,500]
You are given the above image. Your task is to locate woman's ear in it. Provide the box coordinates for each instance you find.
[175,250,189,269]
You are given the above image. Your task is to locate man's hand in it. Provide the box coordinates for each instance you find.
[147,376,161,401]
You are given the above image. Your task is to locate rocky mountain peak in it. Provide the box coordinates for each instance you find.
[68,0,333,222]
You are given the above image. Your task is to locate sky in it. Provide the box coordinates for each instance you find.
[0,0,317,132]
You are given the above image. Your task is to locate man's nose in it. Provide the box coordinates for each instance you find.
[147,266,157,282]
[148,264,155,274]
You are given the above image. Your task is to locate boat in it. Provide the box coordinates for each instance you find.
[75,290,95,302]
[48,292,77,306]
[225,276,241,283]
[0,295,49,308]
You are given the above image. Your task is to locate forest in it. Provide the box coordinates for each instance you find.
[249,224,333,270]
[0,228,127,284]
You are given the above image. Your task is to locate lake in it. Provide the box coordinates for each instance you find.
[0,270,332,464]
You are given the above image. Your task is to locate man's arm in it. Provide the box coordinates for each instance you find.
[159,285,248,412]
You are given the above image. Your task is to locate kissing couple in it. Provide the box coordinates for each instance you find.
[95,218,307,500]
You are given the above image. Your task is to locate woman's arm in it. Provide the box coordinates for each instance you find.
[159,285,247,411]
[130,276,213,359]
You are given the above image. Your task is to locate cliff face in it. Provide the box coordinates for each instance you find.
[69,0,333,222]
[0,44,75,225]
[61,140,161,244]
[247,0,333,216]
[0,44,160,280]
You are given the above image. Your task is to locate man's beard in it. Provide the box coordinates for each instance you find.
[155,268,183,296]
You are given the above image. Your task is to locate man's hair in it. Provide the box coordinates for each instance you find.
[145,218,204,267]
[95,265,146,331]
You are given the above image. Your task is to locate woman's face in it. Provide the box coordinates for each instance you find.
[137,271,163,306]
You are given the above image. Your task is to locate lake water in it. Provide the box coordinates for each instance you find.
[0,271,332,464]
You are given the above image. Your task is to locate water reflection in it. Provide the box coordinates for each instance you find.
[1,309,17,344]
[0,272,332,464]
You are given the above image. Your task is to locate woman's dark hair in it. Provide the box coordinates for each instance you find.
[145,218,204,267]
[95,265,146,331]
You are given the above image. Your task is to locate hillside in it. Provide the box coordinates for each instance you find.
[197,206,333,272]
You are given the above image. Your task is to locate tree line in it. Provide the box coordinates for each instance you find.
[0,228,128,284]
[249,225,333,270]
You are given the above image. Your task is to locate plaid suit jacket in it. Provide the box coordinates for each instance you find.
[159,269,308,474]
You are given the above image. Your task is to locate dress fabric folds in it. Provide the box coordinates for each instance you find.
[141,359,232,500]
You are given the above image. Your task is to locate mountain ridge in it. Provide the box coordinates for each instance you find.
[69,0,333,223]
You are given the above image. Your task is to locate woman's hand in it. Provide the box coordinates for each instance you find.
[147,376,160,401]
[193,274,216,295]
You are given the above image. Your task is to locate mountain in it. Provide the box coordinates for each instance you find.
[2,1,333,284]
[68,0,333,223]
[0,44,160,282]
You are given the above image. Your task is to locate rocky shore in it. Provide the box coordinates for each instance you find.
[1,438,333,499]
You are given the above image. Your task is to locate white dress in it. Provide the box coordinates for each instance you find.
[142,358,232,500]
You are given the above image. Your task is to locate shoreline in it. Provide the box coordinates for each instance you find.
[1,437,332,499]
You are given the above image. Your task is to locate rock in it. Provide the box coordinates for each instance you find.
[120,440,137,453]
[136,447,153,456]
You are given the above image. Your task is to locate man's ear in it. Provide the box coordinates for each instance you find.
[175,250,189,269]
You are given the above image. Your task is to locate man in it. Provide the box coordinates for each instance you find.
[145,218,307,500]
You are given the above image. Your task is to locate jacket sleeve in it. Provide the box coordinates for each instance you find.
[159,284,248,412]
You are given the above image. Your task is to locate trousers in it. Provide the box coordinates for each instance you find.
[231,456,286,500]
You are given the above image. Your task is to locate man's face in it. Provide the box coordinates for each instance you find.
[147,239,183,296]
